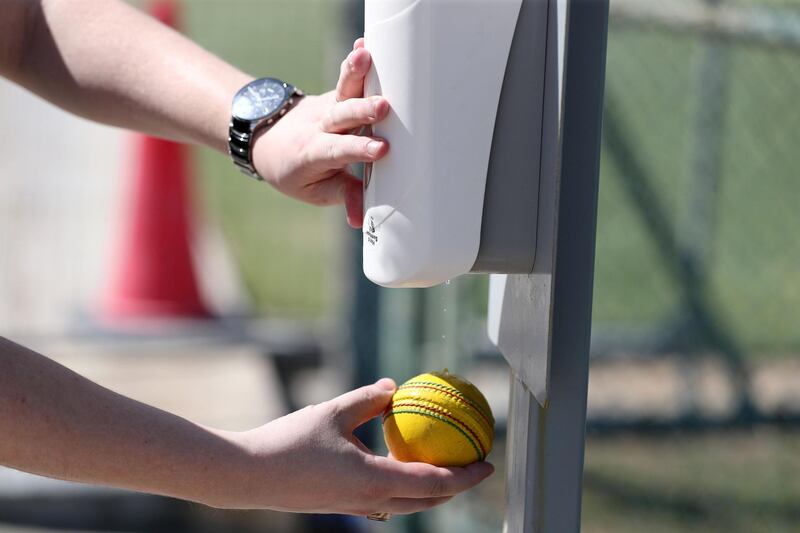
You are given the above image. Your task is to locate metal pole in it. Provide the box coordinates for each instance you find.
[504,0,608,531]
[677,0,748,419]
[681,0,730,308]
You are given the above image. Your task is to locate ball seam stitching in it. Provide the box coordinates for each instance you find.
[384,407,485,462]
[398,382,494,430]
[389,400,491,456]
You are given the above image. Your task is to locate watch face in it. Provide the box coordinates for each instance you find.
[232,78,288,121]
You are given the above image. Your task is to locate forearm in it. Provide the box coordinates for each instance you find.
[7,0,251,152]
[0,337,247,507]
[0,337,495,515]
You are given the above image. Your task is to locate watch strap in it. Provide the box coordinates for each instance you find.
[228,87,304,181]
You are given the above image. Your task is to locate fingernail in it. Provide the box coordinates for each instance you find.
[367,140,382,156]
[370,97,387,117]
[352,50,370,71]
[376,378,396,391]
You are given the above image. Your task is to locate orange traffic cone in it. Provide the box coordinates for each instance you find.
[100,0,211,321]
[149,0,179,27]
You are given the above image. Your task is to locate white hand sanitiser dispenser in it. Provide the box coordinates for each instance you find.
[363,0,550,288]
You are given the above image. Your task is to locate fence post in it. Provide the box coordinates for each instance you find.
[504,1,608,531]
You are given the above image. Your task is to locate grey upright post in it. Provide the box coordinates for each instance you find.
[505,1,608,532]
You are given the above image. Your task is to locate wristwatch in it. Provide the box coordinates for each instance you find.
[228,77,304,180]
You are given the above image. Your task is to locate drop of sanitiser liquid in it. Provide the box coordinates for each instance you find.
[440,294,447,333]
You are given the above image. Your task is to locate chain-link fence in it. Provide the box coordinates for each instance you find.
[597,0,800,354]
[582,0,800,427]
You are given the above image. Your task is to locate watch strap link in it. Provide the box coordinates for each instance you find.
[228,123,258,179]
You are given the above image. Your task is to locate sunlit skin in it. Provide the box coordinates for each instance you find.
[0,0,494,516]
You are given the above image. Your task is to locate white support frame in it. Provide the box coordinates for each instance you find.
[493,1,609,531]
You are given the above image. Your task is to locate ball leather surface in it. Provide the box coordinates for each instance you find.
[382,370,495,467]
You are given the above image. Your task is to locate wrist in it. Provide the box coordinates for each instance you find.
[170,427,256,509]
[190,428,272,510]
[226,77,304,181]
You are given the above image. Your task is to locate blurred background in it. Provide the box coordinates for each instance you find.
[1,0,799,532]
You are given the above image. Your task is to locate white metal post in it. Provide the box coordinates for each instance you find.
[503,1,608,531]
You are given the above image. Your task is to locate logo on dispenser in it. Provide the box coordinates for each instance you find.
[365,216,378,245]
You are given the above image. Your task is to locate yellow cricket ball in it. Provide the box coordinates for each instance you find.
[382,370,495,467]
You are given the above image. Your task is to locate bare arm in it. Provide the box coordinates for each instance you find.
[0,337,246,506]
[3,0,249,152]
[0,0,390,226]
[0,337,493,513]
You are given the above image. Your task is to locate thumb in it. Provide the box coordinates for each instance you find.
[331,378,396,431]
